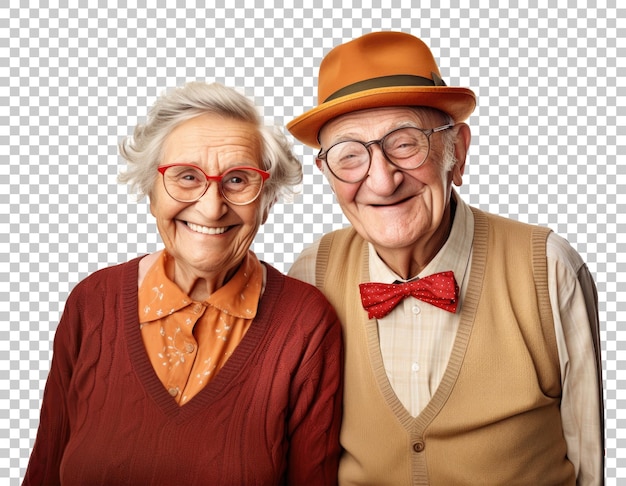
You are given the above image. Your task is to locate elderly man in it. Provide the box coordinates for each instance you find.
[287,31,603,485]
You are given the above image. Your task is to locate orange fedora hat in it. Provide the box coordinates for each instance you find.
[287,31,476,148]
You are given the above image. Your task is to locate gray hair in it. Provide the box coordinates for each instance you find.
[118,82,302,210]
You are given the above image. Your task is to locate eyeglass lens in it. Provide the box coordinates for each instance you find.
[324,127,431,183]
[162,165,265,204]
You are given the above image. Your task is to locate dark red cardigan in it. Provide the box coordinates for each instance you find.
[23,256,343,486]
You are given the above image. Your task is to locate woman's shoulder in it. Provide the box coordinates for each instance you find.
[260,262,341,344]
[264,262,329,299]
[262,262,339,321]
[56,257,145,337]
[69,255,145,297]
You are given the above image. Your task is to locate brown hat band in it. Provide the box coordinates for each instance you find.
[324,73,447,103]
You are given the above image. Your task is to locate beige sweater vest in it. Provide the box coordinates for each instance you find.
[316,207,575,486]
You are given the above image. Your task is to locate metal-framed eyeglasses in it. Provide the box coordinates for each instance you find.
[157,164,270,205]
[317,124,454,183]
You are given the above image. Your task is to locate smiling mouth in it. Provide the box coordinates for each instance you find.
[186,222,229,235]
[371,196,413,207]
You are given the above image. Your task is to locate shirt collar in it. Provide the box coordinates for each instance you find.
[369,189,474,285]
[139,250,263,323]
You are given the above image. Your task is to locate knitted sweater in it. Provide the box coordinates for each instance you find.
[23,256,343,486]
[315,208,575,485]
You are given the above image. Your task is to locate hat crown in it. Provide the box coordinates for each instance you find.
[287,31,476,149]
[318,31,442,103]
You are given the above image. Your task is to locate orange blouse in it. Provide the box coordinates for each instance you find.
[139,250,263,405]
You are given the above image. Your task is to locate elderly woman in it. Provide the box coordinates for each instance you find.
[23,82,343,486]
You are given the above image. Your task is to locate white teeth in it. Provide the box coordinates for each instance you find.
[187,222,227,235]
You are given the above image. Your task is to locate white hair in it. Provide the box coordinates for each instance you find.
[118,81,302,210]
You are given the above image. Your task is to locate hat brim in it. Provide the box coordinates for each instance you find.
[287,86,476,149]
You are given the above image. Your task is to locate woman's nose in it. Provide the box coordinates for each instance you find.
[194,182,229,218]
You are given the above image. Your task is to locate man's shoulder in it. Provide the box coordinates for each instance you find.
[289,226,361,284]
[317,226,359,242]
[469,206,558,255]
[469,205,587,270]
[546,232,587,275]
[320,226,364,249]
[470,205,548,232]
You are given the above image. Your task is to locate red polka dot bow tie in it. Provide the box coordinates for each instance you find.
[359,271,459,319]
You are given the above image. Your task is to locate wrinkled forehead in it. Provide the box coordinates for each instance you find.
[318,106,450,144]
[161,114,262,164]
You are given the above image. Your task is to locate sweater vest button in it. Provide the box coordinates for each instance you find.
[412,441,425,453]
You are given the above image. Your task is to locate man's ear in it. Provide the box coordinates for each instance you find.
[451,123,471,187]
[316,158,336,193]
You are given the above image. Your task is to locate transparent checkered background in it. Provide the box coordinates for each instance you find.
[2,2,624,484]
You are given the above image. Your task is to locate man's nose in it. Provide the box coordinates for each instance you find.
[365,144,402,194]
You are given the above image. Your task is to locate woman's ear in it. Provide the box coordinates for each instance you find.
[261,196,277,224]
[148,193,156,217]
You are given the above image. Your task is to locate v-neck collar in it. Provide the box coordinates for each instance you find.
[362,203,488,427]
[123,256,280,420]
